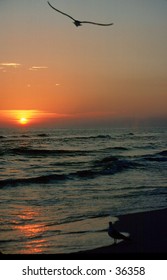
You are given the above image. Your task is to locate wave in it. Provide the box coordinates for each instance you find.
[144,157,167,162]
[0,157,139,188]
[62,228,106,235]
[0,174,68,188]
[94,154,139,166]
[95,155,119,164]
[0,239,17,243]
[86,134,112,140]
[66,134,113,141]
[20,134,30,138]
[6,147,88,157]
[142,150,167,162]
[75,156,139,179]
[62,230,90,235]
[0,150,4,156]
[158,150,167,156]
[37,133,50,137]
[102,146,128,152]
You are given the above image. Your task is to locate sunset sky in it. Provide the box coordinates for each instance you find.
[0,0,167,127]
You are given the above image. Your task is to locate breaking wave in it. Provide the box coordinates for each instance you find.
[142,150,167,162]
[0,156,140,188]
[2,147,89,157]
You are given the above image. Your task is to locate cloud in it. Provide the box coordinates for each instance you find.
[0,62,21,68]
[0,63,48,72]
[29,66,48,71]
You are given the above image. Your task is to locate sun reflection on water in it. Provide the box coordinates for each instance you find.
[13,207,49,254]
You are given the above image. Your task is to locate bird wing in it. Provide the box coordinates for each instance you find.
[47,1,76,21]
[80,21,113,26]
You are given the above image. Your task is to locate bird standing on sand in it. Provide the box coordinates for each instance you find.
[47,1,114,27]
[108,222,131,244]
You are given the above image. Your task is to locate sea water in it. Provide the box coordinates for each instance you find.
[0,126,166,254]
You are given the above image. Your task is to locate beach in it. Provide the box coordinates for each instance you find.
[0,208,167,257]
[69,208,167,255]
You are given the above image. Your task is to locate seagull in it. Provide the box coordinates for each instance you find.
[47,1,114,27]
[108,222,131,244]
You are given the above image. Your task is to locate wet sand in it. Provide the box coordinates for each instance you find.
[69,208,167,256]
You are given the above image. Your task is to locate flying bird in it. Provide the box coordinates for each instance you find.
[47,1,114,27]
[108,222,131,244]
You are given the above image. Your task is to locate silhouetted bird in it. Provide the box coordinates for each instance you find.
[108,222,131,244]
[47,1,113,27]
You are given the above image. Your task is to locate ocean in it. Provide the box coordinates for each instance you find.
[0,126,166,254]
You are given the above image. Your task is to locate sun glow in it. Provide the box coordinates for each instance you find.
[0,110,41,126]
[0,110,69,127]
[19,117,28,125]
[15,111,34,126]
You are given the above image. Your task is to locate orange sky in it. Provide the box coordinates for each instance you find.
[0,0,167,127]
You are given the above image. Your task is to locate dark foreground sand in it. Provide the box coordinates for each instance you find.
[69,208,167,255]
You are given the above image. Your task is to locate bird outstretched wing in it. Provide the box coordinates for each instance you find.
[47,1,113,27]
[81,21,113,26]
[47,1,76,21]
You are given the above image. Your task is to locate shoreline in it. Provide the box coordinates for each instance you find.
[1,208,167,258]
[67,207,167,255]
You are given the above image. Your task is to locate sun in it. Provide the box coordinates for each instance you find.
[19,117,28,125]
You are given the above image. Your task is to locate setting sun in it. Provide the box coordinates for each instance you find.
[0,110,42,126]
[0,110,70,127]
[19,117,28,125]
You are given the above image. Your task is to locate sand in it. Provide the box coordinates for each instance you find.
[68,208,167,256]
